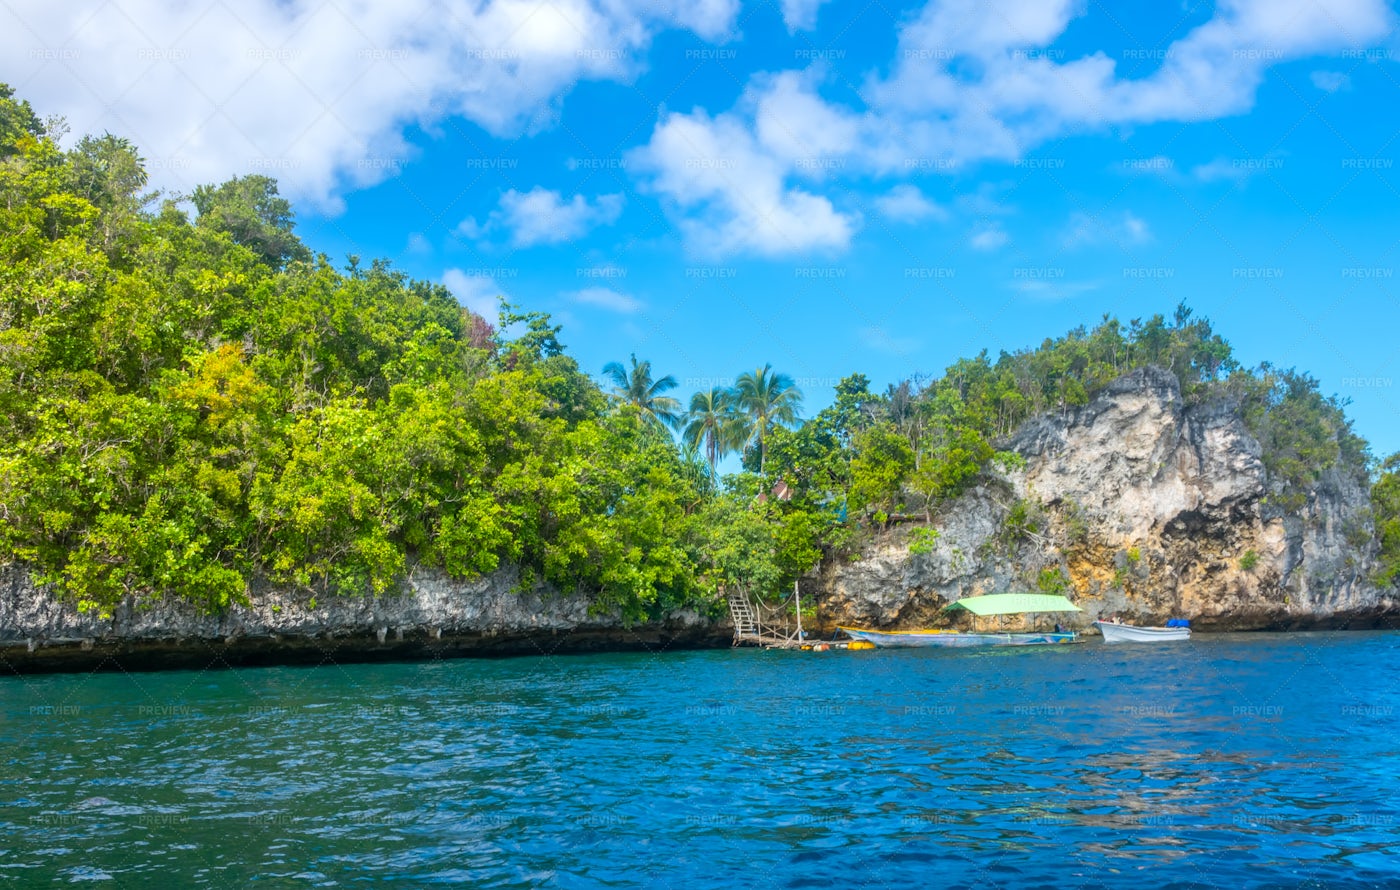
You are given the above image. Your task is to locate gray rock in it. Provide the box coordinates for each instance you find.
[0,564,725,671]
[813,367,1399,632]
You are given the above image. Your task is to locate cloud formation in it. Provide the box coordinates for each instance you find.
[0,0,739,211]
[493,188,625,247]
[1063,211,1152,248]
[874,184,947,223]
[780,0,833,32]
[629,0,1392,255]
[6,0,1391,259]
[628,81,860,257]
[568,286,643,313]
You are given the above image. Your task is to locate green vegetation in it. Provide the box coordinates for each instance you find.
[1036,567,1070,595]
[733,364,803,475]
[908,527,940,556]
[0,85,1387,622]
[602,354,682,431]
[1371,454,1400,586]
[1239,550,1260,571]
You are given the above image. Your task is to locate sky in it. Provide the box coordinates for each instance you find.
[5,0,1400,456]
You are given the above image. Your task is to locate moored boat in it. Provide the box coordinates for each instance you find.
[839,593,1083,649]
[1094,620,1190,643]
[840,627,1079,648]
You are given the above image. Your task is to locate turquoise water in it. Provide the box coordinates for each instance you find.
[2,633,1398,888]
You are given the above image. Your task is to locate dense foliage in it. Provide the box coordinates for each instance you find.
[1371,453,1400,586]
[0,86,748,619]
[757,306,1369,532]
[1,85,1389,624]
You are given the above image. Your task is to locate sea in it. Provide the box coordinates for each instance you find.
[2,632,1398,887]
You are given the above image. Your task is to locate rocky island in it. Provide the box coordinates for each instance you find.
[5,361,1395,672]
[1,84,1397,673]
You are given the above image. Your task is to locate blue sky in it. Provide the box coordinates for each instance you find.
[6,0,1400,455]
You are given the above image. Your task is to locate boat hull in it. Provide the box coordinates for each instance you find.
[1094,621,1190,643]
[839,627,1079,648]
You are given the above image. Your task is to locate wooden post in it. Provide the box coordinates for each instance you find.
[794,581,803,643]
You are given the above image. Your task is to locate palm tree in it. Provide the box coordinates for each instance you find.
[733,364,803,474]
[602,354,683,430]
[682,387,741,480]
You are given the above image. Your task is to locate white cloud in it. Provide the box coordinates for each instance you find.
[898,0,1083,60]
[17,0,1391,257]
[753,71,861,176]
[1117,155,1177,178]
[669,0,742,40]
[1063,211,1151,247]
[456,217,488,239]
[862,0,1393,169]
[970,224,1009,251]
[1311,70,1351,92]
[442,268,506,319]
[874,184,947,223]
[629,101,858,257]
[458,188,623,246]
[0,0,741,212]
[568,287,642,313]
[780,0,833,32]
[497,188,624,247]
[1193,158,1247,182]
[1014,279,1099,301]
[626,0,1392,259]
[1191,155,1285,183]
[859,326,920,355]
[1124,213,1150,243]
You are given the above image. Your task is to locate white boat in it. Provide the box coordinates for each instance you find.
[1094,621,1190,643]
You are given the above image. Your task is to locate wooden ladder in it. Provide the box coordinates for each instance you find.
[726,588,759,641]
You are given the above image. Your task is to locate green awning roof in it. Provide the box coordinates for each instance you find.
[943,593,1082,616]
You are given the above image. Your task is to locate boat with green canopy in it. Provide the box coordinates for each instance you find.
[838,594,1082,648]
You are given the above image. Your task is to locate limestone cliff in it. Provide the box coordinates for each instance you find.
[0,565,724,672]
[813,366,1398,632]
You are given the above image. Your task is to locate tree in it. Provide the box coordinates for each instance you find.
[682,386,740,480]
[882,379,926,461]
[601,354,682,431]
[734,364,803,474]
[0,84,44,157]
[191,175,311,269]
[69,134,151,256]
[689,486,823,604]
[1372,452,1400,586]
[830,372,877,443]
[848,423,914,523]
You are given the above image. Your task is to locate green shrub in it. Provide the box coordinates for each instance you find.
[908,527,940,556]
[1036,567,1070,595]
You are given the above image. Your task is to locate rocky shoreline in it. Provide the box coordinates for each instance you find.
[6,366,1399,675]
[0,565,729,674]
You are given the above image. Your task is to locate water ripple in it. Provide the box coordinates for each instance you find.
[1,632,1398,887]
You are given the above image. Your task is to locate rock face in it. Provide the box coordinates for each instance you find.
[0,565,726,673]
[814,367,1399,632]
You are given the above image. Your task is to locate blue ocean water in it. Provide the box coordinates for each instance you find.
[2,632,1398,888]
